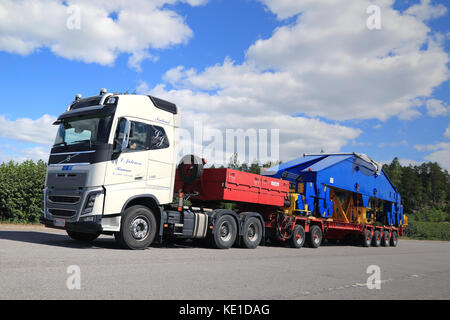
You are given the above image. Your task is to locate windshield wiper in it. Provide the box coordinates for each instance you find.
[69,139,92,148]
[53,141,67,148]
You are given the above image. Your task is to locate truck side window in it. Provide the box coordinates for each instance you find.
[127,121,148,151]
[148,125,169,150]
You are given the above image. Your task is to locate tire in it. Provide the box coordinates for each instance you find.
[390,231,398,247]
[362,230,372,247]
[372,230,381,247]
[307,225,322,248]
[241,217,263,249]
[289,224,305,248]
[118,205,157,250]
[178,154,203,184]
[381,230,390,247]
[212,215,237,249]
[67,230,100,242]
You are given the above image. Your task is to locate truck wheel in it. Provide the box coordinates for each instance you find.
[119,205,157,250]
[390,231,398,247]
[67,230,100,242]
[362,230,372,247]
[381,230,390,247]
[307,225,322,248]
[212,215,237,249]
[289,224,305,248]
[241,217,262,249]
[372,230,381,247]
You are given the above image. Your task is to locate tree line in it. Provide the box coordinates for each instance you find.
[382,158,450,223]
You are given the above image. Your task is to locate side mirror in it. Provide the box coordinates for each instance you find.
[113,118,131,153]
[130,122,135,138]
[121,119,131,151]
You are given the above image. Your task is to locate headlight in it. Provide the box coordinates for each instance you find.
[83,192,102,214]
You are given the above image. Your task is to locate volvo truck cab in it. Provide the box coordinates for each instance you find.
[41,89,179,248]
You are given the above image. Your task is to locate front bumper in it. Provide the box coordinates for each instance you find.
[40,217,102,234]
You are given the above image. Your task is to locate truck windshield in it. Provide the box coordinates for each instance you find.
[54,113,114,147]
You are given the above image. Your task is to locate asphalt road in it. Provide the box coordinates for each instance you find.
[1,225,449,300]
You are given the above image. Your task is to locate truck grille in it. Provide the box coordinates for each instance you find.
[48,195,80,204]
[48,208,76,217]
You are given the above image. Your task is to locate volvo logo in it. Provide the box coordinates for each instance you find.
[58,153,81,164]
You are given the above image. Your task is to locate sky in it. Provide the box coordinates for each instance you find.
[0,0,449,169]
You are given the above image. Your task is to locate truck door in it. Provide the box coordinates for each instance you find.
[106,118,149,186]
[146,123,174,203]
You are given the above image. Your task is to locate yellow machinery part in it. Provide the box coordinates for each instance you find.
[284,192,310,216]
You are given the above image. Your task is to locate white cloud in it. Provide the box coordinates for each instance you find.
[0,114,57,145]
[444,123,450,139]
[422,143,450,171]
[414,142,450,170]
[405,0,447,21]
[0,0,206,71]
[21,146,51,161]
[247,0,449,121]
[425,99,449,117]
[377,140,408,148]
[152,0,449,122]
[0,138,52,163]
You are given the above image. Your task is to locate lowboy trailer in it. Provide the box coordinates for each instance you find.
[174,153,407,249]
[41,89,406,249]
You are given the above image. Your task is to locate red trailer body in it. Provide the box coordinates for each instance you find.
[175,168,290,207]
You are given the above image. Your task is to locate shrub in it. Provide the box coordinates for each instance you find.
[404,220,450,241]
[0,160,47,223]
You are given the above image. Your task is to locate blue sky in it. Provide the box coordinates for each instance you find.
[0,0,449,169]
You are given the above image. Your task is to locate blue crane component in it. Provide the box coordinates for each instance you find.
[263,153,404,226]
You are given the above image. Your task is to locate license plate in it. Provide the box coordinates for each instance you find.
[54,218,65,227]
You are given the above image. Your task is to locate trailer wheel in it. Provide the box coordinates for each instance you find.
[67,230,100,242]
[362,230,372,247]
[390,231,398,247]
[241,217,262,249]
[289,225,305,248]
[372,230,381,247]
[381,230,390,247]
[118,205,157,250]
[212,215,237,249]
[307,225,322,248]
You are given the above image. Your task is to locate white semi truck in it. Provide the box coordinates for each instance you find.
[41,89,266,250]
